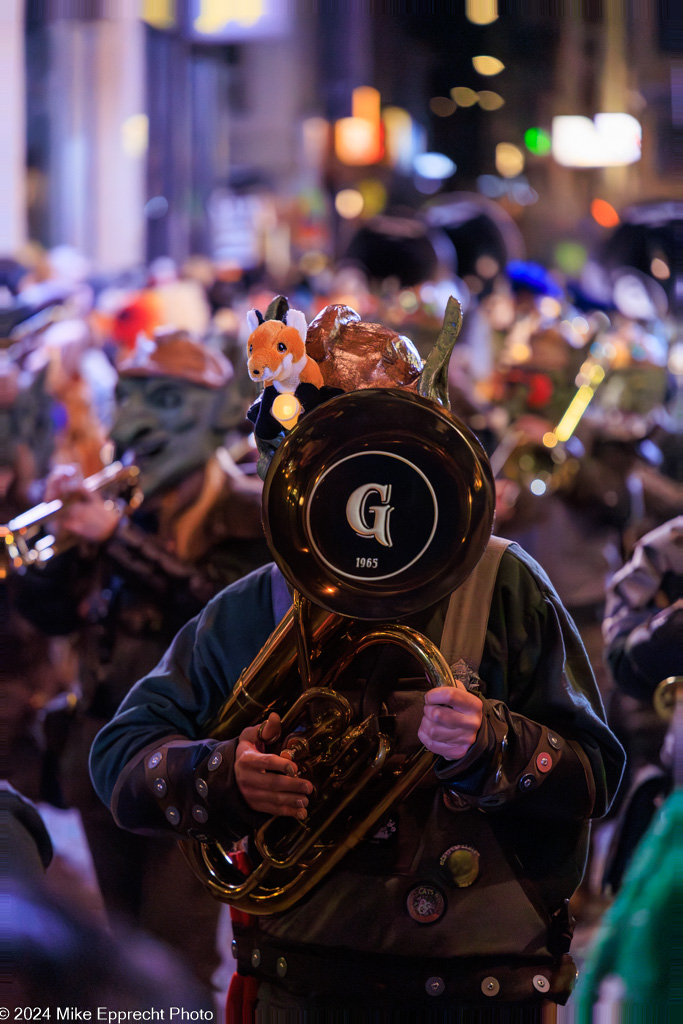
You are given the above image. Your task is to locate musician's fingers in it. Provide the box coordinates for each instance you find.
[241,763,313,796]
[237,768,313,819]
[237,786,307,819]
[44,464,85,501]
[238,748,304,777]
[424,685,472,707]
[422,702,480,726]
[417,721,475,761]
[241,712,282,750]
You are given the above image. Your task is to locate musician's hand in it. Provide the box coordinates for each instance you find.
[418,684,483,761]
[44,464,120,543]
[235,712,313,819]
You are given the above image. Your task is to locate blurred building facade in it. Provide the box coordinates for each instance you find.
[5,1,682,287]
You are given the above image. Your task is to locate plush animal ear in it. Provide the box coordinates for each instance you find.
[246,308,264,334]
[285,308,308,345]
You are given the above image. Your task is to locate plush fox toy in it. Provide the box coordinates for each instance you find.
[246,306,323,393]
[246,303,337,441]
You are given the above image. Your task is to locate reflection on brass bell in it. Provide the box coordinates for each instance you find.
[440,844,480,887]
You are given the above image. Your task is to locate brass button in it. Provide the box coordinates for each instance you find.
[195,778,208,798]
[250,949,260,967]
[482,977,500,997]
[276,957,287,978]
[533,974,549,993]
[425,977,445,997]
[440,845,480,887]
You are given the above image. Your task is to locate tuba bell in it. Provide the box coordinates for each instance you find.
[181,381,495,915]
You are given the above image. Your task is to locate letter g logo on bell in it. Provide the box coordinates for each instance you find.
[346,483,394,547]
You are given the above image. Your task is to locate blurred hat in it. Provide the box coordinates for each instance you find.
[423,192,526,279]
[117,328,233,389]
[341,214,456,288]
[506,260,564,300]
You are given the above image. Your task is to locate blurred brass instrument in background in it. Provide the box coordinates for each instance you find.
[490,327,615,498]
[1,460,142,573]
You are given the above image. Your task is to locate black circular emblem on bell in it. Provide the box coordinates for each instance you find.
[308,450,438,582]
[263,389,494,620]
[406,883,446,924]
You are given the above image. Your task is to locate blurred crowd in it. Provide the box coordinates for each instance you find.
[1,196,681,1013]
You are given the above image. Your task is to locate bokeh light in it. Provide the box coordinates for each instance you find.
[591,198,620,228]
[554,241,588,275]
[430,96,457,117]
[477,91,505,111]
[450,87,478,107]
[335,189,364,219]
[524,127,552,155]
[495,143,525,178]
[413,152,457,180]
[472,56,504,76]
[650,257,670,280]
[466,0,498,25]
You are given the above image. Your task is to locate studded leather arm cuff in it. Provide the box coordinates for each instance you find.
[435,700,597,819]
[110,736,266,842]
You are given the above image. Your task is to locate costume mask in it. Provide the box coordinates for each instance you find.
[111,330,235,500]
[1,359,55,511]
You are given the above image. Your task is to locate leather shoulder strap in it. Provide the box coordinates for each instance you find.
[440,535,511,672]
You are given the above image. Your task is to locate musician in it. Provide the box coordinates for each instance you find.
[13,329,270,985]
[89,302,625,1020]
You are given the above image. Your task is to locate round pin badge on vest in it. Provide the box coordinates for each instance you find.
[439,844,481,887]
[405,883,446,923]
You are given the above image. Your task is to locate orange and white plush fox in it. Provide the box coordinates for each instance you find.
[246,307,323,393]
[246,304,336,442]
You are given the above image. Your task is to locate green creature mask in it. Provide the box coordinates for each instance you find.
[111,331,238,500]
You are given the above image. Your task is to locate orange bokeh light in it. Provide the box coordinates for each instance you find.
[591,199,620,228]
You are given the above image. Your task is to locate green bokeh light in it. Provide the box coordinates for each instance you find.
[524,127,552,155]
[554,241,588,275]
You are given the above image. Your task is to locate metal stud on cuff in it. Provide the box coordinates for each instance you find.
[481,977,500,997]
[276,957,287,978]
[533,975,549,993]
[425,977,445,997]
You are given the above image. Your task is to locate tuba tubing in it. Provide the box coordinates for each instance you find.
[181,609,457,915]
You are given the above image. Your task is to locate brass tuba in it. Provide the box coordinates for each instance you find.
[182,305,495,915]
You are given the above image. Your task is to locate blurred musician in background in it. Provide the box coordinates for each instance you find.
[10,328,271,987]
